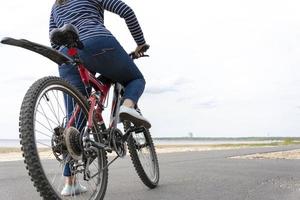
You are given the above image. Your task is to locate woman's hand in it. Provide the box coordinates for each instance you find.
[134,44,150,58]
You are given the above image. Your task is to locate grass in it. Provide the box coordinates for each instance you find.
[0,147,21,153]
[1,139,300,153]
[0,147,51,154]
[283,138,296,145]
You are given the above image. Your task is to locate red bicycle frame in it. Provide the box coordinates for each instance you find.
[65,48,122,130]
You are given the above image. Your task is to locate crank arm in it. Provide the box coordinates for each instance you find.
[122,126,146,142]
[86,139,112,152]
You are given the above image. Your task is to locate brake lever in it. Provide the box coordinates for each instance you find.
[129,52,149,60]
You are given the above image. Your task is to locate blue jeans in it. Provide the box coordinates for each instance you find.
[59,36,145,103]
[59,36,146,176]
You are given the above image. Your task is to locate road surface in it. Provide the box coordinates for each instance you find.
[1,145,300,200]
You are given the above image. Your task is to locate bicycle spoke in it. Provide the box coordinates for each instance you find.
[37,141,52,148]
[79,111,87,131]
[35,119,54,134]
[35,129,52,138]
[72,100,78,129]
[37,102,55,131]
[54,90,67,119]
[87,178,97,194]
[43,94,60,125]
[48,92,62,124]
[36,108,59,127]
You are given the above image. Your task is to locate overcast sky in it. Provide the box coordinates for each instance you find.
[1,0,300,138]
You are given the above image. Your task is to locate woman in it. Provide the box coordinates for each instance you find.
[49,0,150,196]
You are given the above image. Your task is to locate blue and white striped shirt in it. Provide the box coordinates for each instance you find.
[49,0,146,49]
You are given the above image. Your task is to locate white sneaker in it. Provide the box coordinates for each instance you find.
[61,183,88,196]
[119,105,151,129]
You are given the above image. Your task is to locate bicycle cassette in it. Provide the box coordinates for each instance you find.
[64,127,82,160]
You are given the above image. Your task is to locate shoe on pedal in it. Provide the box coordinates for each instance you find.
[119,105,151,129]
[61,183,88,196]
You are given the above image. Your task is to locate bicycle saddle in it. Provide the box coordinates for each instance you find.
[50,24,84,49]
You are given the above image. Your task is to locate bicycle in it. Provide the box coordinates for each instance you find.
[1,24,159,200]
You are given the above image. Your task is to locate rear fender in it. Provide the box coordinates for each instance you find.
[1,37,73,65]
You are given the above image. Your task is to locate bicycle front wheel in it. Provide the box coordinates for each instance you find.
[127,127,160,188]
[19,76,108,200]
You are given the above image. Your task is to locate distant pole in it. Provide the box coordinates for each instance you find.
[188,132,194,138]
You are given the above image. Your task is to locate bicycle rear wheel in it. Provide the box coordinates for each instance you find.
[127,127,160,188]
[19,76,108,200]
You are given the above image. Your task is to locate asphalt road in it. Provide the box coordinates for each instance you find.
[1,145,300,200]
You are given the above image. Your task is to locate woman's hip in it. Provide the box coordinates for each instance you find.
[79,37,144,84]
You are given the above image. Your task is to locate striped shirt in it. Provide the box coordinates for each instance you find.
[49,0,145,49]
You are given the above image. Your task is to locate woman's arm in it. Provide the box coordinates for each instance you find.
[99,0,146,46]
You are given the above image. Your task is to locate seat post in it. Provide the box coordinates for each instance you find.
[67,47,78,57]
[67,47,90,87]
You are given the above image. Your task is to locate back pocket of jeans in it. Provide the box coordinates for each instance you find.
[92,47,115,57]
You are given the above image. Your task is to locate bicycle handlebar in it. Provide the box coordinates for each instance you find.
[129,44,150,59]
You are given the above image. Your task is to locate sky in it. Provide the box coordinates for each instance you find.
[1,0,300,138]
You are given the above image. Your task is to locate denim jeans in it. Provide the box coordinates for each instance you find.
[59,36,145,176]
[59,36,145,103]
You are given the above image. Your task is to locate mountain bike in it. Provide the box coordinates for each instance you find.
[1,24,159,200]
